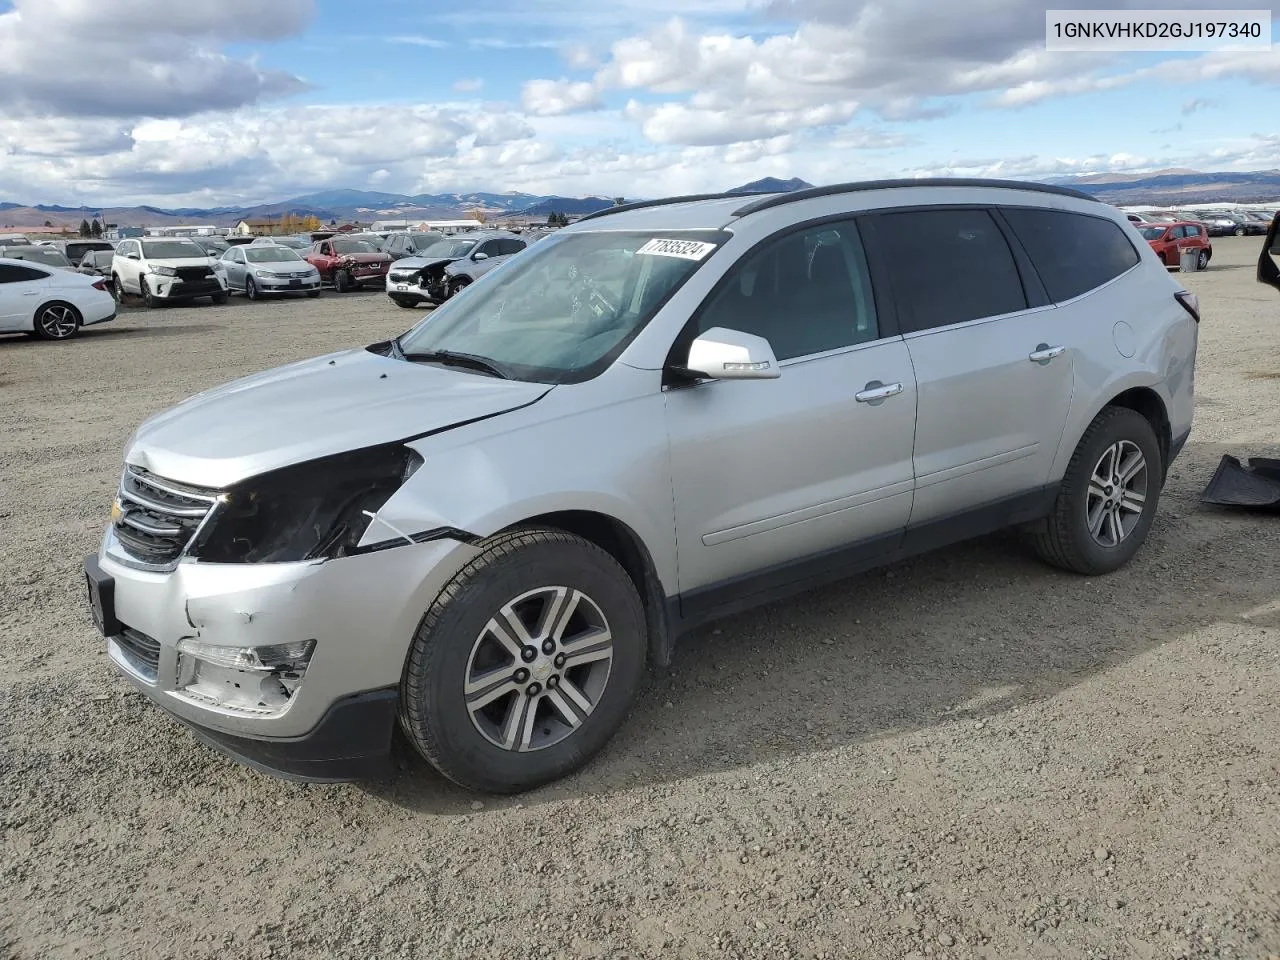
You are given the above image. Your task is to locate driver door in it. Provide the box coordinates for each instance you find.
[663,219,917,607]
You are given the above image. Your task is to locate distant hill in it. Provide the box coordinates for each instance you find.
[4,169,1277,230]
[727,177,814,194]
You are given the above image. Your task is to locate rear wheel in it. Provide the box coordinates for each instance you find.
[1031,407,1162,575]
[399,528,646,793]
[1234,227,1246,237]
[33,302,81,341]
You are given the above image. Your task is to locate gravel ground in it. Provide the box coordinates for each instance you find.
[2,240,1279,960]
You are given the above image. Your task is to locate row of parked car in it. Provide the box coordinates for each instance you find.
[1125,208,1276,237]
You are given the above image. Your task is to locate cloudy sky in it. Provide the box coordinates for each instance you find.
[0,0,1277,207]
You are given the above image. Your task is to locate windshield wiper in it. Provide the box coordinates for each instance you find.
[401,349,512,379]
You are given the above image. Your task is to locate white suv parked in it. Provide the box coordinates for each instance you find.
[112,237,229,307]
[86,179,1198,793]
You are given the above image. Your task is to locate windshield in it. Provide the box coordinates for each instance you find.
[246,247,303,263]
[142,240,207,259]
[198,239,229,251]
[1138,226,1167,240]
[275,236,310,248]
[397,231,724,383]
[332,238,379,255]
[11,248,70,267]
[420,239,476,259]
[409,233,444,251]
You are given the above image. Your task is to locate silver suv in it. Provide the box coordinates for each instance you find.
[85,179,1199,793]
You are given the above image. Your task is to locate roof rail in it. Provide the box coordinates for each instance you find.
[575,191,773,223]
[731,178,1100,217]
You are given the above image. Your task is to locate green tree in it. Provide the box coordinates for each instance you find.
[90,219,102,238]
[78,219,91,237]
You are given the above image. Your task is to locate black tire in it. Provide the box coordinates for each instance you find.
[306,290,320,298]
[32,301,81,341]
[211,291,228,304]
[1197,249,1209,270]
[245,276,258,301]
[139,276,159,308]
[112,274,127,302]
[1234,227,1245,237]
[399,528,647,793]
[448,276,470,299]
[334,269,351,293]
[1030,407,1163,575]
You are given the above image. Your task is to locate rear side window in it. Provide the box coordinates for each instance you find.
[0,264,48,283]
[1001,208,1139,303]
[499,238,526,256]
[876,209,1027,333]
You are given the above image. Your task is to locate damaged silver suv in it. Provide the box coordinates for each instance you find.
[86,179,1198,793]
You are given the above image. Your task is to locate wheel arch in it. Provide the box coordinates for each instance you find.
[34,298,84,322]
[501,509,675,668]
[1104,386,1171,477]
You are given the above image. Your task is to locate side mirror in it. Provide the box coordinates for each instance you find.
[1260,212,1280,292]
[473,251,489,261]
[683,327,780,380]
[126,252,139,260]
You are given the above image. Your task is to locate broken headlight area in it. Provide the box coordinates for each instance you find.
[176,638,316,715]
[189,445,424,564]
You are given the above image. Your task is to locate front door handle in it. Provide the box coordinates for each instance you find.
[1029,343,1066,365]
[855,380,904,404]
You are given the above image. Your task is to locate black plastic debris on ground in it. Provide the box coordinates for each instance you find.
[1200,455,1280,512]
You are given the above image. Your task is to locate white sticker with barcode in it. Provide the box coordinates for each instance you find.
[635,238,717,260]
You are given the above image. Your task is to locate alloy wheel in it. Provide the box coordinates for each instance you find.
[1086,440,1148,548]
[463,586,614,752]
[37,304,78,339]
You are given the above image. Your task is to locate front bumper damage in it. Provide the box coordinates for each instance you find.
[86,529,479,781]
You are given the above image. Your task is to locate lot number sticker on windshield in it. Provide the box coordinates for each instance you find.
[636,238,717,261]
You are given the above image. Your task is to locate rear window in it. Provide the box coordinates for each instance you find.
[876,208,1027,333]
[1001,208,1140,303]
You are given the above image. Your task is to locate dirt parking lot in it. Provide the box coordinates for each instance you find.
[2,239,1279,960]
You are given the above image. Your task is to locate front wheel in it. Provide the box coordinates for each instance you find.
[1234,227,1246,237]
[1030,407,1162,575]
[1197,249,1209,270]
[245,276,258,301]
[399,528,647,793]
[139,276,159,308]
[334,269,351,293]
[211,291,228,304]
[113,274,127,302]
[447,276,470,299]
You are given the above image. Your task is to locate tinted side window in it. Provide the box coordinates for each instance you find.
[876,209,1027,333]
[0,264,48,283]
[499,239,526,256]
[1002,208,1140,303]
[695,220,878,361]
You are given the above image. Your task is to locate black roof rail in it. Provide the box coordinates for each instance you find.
[731,177,1100,217]
[575,191,773,223]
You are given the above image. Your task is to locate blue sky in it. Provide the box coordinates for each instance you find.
[0,0,1277,206]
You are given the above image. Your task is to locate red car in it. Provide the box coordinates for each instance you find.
[304,236,392,292]
[1137,220,1212,270]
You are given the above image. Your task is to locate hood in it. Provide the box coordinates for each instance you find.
[151,256,219,268]
[390,255,459,272]
[335,252,390,264]
[126,348,551,489]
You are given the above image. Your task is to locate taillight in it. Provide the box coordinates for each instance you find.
[91,278,107,291]
[1175,290,1199,322]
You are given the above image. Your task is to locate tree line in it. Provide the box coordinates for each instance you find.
[78,219,103,237]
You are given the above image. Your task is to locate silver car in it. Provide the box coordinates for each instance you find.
[385,230,526,306]
[85,179,1198,793]
[220,245,321,299]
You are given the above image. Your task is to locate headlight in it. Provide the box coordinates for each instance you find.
[152,265,178,277]
[253,268,276,278]
[212,261,226,273]
[189,445,424,564]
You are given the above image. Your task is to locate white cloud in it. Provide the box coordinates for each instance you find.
[521,79,604,116]
[386,35,448,48]
[452,78,484,93]
[0,0,313,118]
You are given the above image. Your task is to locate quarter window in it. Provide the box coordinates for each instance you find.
[0,264,48,283]
[694,220,879,361]
[1001,207,1140,303]
[876,209,1027,333]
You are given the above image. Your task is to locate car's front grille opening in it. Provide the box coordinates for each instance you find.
[176,266,214,283]
[114,467,218,566]
[117,627,161,673]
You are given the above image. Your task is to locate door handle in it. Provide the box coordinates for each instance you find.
[1029,343,1066,365]
[855,380,904,404]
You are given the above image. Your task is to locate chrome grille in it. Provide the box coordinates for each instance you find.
[114,466,218,566]
[389,270,420,282]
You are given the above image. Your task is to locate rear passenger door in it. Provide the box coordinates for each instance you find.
[870,207,1076,527]
[0,263,50,330]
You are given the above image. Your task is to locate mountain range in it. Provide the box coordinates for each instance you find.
[2,170,1277,230]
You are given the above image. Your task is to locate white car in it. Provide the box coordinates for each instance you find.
[112,237,229,307]
[0,255,117,340]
